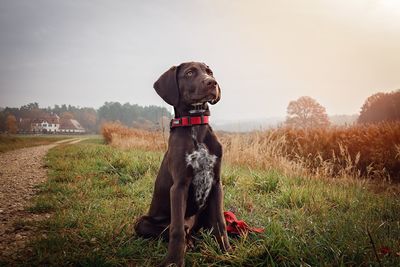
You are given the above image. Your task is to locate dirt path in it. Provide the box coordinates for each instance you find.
[0,138,85,262]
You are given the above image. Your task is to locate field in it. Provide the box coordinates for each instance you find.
[102,122,400,182]
[0,134,68,153]
[15,133,400,266]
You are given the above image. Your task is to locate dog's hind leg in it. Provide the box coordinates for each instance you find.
[134,216,170,240]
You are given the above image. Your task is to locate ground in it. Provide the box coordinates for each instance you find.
[0,138,84,262]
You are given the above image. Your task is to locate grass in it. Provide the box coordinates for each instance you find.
[0,134,69,153]
[15,139,400,266]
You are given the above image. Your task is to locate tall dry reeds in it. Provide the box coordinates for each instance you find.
[101,121,400,182]
[101,122,168,151]
[217,131,306,177]
[280,123,400,181]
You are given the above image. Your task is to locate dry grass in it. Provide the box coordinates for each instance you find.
[280,123,400,181]
[218,131,307,177]
[101,122,400,182]
[101,122,168,151]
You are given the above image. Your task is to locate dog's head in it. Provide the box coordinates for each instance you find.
[153,62,221,107]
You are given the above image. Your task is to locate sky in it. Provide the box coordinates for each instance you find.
[0,0,399,122]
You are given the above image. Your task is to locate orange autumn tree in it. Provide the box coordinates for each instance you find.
[285,96,330,129]
[358,90,400,124]
[6,114,18,133]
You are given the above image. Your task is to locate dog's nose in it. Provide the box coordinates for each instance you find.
[206,79,217,88]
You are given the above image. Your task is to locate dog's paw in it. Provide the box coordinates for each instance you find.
[158,259,184,267]
[159,255,184,267]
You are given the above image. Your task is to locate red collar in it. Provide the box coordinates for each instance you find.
[170,115,209,128]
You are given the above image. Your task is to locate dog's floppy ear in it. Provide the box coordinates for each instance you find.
[208,84,221,105]
[153,66,179,106]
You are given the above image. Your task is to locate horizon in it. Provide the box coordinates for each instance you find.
[1,1,399,121]
[0,100,361,118]
[0,101,360,132]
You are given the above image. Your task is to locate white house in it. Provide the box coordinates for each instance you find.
[31,115,60,133]
[30,115,85,134]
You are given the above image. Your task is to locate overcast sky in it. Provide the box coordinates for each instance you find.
[0,0,399,121]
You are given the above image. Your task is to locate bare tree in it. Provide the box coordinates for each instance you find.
[285,96,330,129]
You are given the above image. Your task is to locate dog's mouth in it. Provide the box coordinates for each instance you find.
[189,85,219,106]
[192,93,218,106]
[191,96,215,106]
[192,102,205,106]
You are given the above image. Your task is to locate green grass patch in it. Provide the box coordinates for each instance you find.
[0,134,68,153]
[22,141,400,266]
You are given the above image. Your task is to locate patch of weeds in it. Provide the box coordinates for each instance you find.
[251,170,281,194]
[28,196,56,213]
[117,173,134,185]
[101,150,158,184]
[275,186,312,209]
[221,167,239,187]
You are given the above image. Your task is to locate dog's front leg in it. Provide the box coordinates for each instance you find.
[208,180,231,252]
[160,181,189,267]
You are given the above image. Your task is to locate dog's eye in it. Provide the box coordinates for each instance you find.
[206,69,213,76]
[186,71,193,77]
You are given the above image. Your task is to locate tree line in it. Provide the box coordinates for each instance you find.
[285,89,400,129]
[0,102,172,134]
[1,89,398,133]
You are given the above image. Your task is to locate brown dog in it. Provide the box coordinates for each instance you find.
[135,62,230,266]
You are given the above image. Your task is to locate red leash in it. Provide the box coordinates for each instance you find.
[224,211,264,235]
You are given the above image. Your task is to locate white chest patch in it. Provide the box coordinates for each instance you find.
[185,144,217,209]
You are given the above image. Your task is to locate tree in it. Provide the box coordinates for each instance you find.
[97,102,172,127]
[358,90,400,124]
[285,96,330,129]
[6,114,18,133]
[60,112,74,120]
[0,112,6,132]
[19,102,46,119]
[74,108,97,133]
